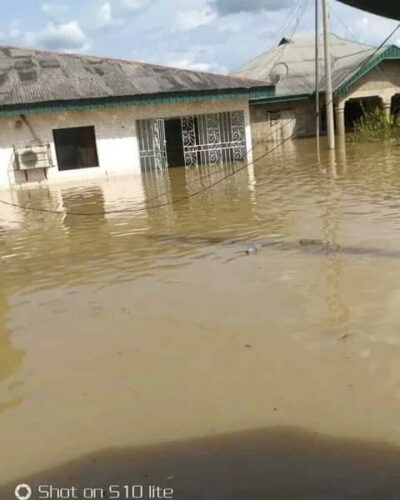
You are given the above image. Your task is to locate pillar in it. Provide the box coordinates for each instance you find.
[335,104,346,138]
[382,99,392,123]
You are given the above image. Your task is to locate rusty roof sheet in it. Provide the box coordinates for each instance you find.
[0,46,272,108]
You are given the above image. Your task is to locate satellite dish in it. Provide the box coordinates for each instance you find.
[269,62,289,85]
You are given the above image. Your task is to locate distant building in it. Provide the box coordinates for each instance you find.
[234,35,400,142]
[0,46,274,188]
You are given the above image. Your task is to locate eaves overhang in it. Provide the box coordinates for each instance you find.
[0,86,275,117]
[250,93,310,105]
[334,45,400,98]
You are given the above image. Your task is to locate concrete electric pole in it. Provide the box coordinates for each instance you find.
[322,0,335,150]
[315,0,320,156]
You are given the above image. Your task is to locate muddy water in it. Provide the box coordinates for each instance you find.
[1,138,400,497]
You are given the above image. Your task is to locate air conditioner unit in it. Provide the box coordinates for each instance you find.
[15,144,52,170]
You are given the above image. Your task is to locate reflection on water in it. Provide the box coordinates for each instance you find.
[0,288,25,415]
[0,291,24,383]
[1,138,400,494]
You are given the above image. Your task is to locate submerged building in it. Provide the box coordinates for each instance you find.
[0,46,274,188]
[234,35,400,142]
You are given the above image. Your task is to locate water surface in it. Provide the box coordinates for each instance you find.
[1,138,400,497]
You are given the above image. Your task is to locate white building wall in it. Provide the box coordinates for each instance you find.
[0,98,251,189]
[344,60,400,102]
[0,107,140,187]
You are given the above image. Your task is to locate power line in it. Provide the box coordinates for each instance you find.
[289,0,309,40]
[1,118,295,219]
[124,119,295,207]
[237,0,309,81]
[355,23,400,73]
[240,0,308,83]
[0,122,296,218]
[331,3,357,42]
[269,0,304,48]
[326,21,400,108]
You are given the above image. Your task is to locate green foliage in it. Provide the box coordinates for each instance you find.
[350,108,400,143]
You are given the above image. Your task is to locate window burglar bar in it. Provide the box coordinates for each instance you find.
[137,110,246,170]
[182,111,246,167]
[137,119,167,172]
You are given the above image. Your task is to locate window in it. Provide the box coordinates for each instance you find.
[53,126,99,171]
[268,111,281,123]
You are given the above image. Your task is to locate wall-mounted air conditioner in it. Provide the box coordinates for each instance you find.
[15,144,52,170]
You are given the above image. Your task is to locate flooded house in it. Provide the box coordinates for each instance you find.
[234,35,400,142]
[0,47,274,188]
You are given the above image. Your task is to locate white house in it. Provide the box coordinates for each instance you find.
[0,46,274,188]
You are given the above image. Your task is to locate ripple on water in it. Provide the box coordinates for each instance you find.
[1,140,400,485]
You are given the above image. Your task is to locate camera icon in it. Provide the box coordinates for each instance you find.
[14,484,32,500]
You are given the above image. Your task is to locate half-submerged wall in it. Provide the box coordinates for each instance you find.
[249,99,316,144]
[0,107,140,187]
[0,98,251,188]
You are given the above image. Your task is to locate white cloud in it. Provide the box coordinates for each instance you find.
[329,2,400,47]
[99,2,112,24]
[41,3,69,18]
[218,19,242,34]
[344,13,400,46]
[25,20,91,52]
[120,0,150,10]
[212,0,291,15]
[166,55,227,74]
[187,61,228,74]
[95,2,123,28]
[8,20,21,40]
[176,5,216,31]
[0,20,22,42]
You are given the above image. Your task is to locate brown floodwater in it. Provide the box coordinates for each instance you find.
[1,138,400,498]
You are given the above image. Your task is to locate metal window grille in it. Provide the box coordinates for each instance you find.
[137,119,167,172]
[181,111,247,167]
[137,110,247,170]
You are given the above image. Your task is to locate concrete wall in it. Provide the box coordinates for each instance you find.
[249,99,315,144]
[0,98,250,188]
[345,60,400,103]
[334,60,400,136]
[249,60,400,143]
[0,107,140,188]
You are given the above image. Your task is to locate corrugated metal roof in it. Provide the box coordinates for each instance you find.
[0,45,273,110]
[233,35,390,98]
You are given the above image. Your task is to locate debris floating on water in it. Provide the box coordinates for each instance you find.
[299,239,330,247]
[245,243,261,255]
[150,232,400,260]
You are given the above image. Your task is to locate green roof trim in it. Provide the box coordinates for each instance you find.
[0,86,274,117]
[335,45,400,98]
[250,93,310,105]
[247,45,400,105]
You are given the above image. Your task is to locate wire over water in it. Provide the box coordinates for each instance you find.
[0,122,297,218]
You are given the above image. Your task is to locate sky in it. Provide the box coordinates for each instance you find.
[0,0,399,74]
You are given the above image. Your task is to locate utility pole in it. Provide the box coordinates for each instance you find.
[315,0,320,157]
[322,0,335,150]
